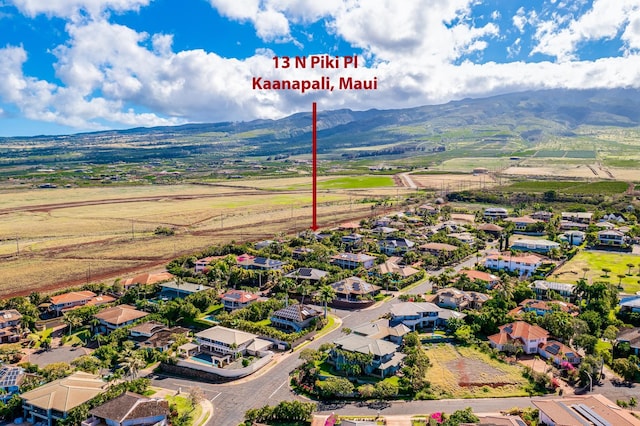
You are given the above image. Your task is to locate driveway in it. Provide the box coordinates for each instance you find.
[26,346,90,367]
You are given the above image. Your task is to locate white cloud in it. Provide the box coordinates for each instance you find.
[207,0,292,42]
[10,0,150,19]
[491,10,501,20]
[327,0,499,63]
[4,0,640,133]
[622,9,640,52]
[532,0,640,61]
[255,8,291,41]
[512,7,527,33]
[0,40,180,129]
[507,37,521,57]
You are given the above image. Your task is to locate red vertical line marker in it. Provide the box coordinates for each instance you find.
[312,102,318,231]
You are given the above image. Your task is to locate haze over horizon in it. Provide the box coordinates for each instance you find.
[1,0,640,137]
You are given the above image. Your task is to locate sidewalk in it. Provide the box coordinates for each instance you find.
[312,414,414,425]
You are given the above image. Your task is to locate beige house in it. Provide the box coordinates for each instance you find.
[21,372,107,426]
[94,304,148,333]
[0,309,23,343]
[194,325,272,361]
[431,287,490,311]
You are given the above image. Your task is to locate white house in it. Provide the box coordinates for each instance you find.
[509,239,559,254]
[597,230,628,247]
[194,326,271,359]
[389,302,465,330]
[484,253,543,276]
[484,207,508,220]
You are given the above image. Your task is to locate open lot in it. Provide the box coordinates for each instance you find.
[0,180,413,296]
[552,251,640,293]
[409,173,499,191]
[424,343,528,398]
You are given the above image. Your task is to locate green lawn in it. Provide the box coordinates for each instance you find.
[202,304,223,315]
[318,176,394,189]
[553,251,640,293]
[165,395,201,426]
[62,328,91,346]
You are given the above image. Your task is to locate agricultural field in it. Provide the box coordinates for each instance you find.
[498,180,629,195]
[211,175,396,191]
[432,157,516,173]
[0,180,412,296]
[410,173,499,191]
[424,343,528,399]
[501,163,606,179]
[552,251,640,293]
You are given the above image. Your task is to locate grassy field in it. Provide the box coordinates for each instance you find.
[424,344,528,398]
[552,251,640,293]
[259,175,395,190]
[498,180,629,194]
[0,181,411,295]
[318,176,394,189]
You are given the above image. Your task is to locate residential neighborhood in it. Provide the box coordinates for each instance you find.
[1,195,640,426]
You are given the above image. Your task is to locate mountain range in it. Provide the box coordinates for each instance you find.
[2,88,640,165]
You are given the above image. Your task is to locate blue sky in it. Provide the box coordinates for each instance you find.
[1,0,640,137]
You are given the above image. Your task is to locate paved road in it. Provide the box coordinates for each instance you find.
[148,253,638,426]
[147,254,485,425]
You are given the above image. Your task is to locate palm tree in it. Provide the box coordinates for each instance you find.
[298,283,313,305]
[602,268,611,278]
[121,354,145,379]
[317,285,336,318]
[627,263,634,276]
[174,277,184,299]
[582,267,590,279]
[63,313,83,336]
[617,274,626,289]
[280,278,296,307]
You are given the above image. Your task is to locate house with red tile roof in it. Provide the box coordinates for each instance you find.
[121,272,174,289]
[488,321,549,354]
[221,290,259,311]
[458,269,501,288]
[49,291,97,316]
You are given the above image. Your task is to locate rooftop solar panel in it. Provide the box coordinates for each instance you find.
[572,403,611,426]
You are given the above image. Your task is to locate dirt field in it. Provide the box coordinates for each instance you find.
[410,173,498,191]
[501,164,606,179]
[0,181,413,296]
[425,343,528,398]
